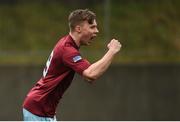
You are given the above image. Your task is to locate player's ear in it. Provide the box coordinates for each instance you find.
[75,25,81,33]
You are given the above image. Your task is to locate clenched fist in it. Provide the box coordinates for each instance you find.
[107,39,121,54]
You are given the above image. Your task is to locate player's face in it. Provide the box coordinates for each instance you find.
[80,19,99,46]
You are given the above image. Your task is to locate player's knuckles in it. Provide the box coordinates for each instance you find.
[112,39,117,42]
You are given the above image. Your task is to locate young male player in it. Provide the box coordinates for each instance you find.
[23,9,121,121]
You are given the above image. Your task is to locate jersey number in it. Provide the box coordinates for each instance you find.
[43,51,54,77]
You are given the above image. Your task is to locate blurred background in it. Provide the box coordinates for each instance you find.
[0,0,180,120]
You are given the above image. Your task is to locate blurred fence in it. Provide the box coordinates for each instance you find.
[0,64,179,120]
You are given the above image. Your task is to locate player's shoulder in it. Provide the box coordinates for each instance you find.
[63,46,79,55]
[54,35,79,55]
[62,42,80,56]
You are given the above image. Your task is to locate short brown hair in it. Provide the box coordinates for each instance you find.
[68,9,96,31]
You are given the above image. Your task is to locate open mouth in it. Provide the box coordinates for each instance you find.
[90,37,94,40]
[90,35,97,40]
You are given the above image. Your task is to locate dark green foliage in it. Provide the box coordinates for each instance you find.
[0,0,180,64]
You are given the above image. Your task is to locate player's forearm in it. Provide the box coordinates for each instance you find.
[83,49,116,81]
[83,38,121,82]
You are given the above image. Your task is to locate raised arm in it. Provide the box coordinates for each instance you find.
[82,39,121,82]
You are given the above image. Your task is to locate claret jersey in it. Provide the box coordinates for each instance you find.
[23,35,91,117]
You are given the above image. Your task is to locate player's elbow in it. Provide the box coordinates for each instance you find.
[85,76,97,82]
[82,70,98,83]
[83,74,98,83]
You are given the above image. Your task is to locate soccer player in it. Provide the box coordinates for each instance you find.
[22,9,121,121]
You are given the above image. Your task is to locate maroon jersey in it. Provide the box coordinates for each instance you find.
[23,35,91,117]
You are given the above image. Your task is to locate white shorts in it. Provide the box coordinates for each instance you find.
[23,108,57,121]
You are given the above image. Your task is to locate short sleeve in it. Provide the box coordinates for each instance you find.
[62,47,91,75]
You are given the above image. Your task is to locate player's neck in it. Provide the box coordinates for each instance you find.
[69,32,80,48]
